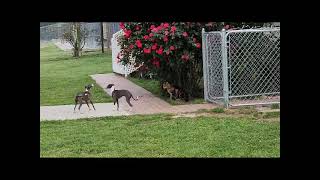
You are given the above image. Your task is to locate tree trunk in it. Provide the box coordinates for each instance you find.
[73,48,79,57]
[73,23,81,58]
[100,22,104,53]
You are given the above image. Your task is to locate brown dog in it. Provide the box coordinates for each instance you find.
[162,82,181,100]
[74,84,96,112]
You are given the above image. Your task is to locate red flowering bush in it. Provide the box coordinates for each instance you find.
[117,22,222,98]
[117,22,265,98]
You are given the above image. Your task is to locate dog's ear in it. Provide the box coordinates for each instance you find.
[106,84,114,89]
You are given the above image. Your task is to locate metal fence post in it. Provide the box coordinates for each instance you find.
[201,28,208,102]
[221,29,229,108]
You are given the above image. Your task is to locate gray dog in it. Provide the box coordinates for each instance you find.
[106,84,141,111]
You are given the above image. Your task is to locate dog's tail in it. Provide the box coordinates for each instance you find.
[131,95,143,101]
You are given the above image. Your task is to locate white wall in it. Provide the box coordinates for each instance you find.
[111,30,126,75]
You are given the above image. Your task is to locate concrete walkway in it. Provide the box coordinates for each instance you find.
[40,73,216,121]
[40,103,130,121]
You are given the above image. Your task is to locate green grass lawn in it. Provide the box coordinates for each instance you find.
[128,77,205,105]
[40,43,113,106]
[40,110,280,158]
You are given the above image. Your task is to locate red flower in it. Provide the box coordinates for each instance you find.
[181,54,190,61]
[182,32,188,37]
[164,30,169,36]
[135,25,141,31]
[136,40,142,48]
[156,47,163,55]
[124,29,132,38]
[150,25,156,30]
[170,26,176,32]
[151,43,158,50]
[151,25,163,33]
[163,36,168,42]
[163,23,170,28]
[149,33,154,37]
[129,44,134,49]
[193,38,197,42]
[143,48,151,54]
[120,22,125,30]
[196,43,201,48]
[169,46,175,51]
[143,35,149,40]
[166,51,170,55]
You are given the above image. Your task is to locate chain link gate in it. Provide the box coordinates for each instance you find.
[202,30,225,105]
[202,28,280,107]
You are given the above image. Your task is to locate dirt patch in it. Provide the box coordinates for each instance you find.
[256,117,280,122]
[171,108,280,122]
[171,112,212,118]
[171,112,248,119]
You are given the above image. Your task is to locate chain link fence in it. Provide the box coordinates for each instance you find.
[202,27,280,107]
[40,22,120,50]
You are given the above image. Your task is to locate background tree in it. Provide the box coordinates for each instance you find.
[62,23,88,58]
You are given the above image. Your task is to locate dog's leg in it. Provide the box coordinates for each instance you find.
[85,101,91,111]
[116,99,119,111]
[90,100,96,110]
[112,96,117,111]
[112,100,116,111]
[78,101,83,111]
[74,99,78,112]
[126,96,133,107]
